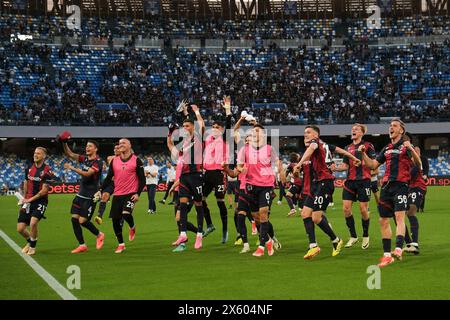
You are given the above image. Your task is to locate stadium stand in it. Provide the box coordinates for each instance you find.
[1,39,449,126]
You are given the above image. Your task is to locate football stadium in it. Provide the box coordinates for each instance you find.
[0,0,450,305]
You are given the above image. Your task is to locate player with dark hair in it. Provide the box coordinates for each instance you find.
[17,147,53,256]
[295,125,361,259]
[359,119,422,267]
[284,152,303,217]
[99,138,146,253]
[94,143,121,224]
[236,124,283,257]
[334,123,376,249]
[170,104,206,250]
[62,139,105,254]
[201,96,233,243]
[165,123,199,252]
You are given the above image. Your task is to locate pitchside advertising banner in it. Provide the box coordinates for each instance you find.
[47,177,450,194]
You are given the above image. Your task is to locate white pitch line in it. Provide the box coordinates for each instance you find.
[0,229,78,300]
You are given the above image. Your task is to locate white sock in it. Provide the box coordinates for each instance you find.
[180,232,187,237]
[196,232,203,238]
[309,243,317,249]
[384,252,391,257]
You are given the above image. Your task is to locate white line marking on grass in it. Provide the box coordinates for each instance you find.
[0,229,78,300]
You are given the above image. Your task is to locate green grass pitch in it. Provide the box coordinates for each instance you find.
[1,187,450,300]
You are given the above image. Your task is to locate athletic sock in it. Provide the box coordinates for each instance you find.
[404,226,413,244]
[29,237,37,248]
[113,218,124,244]
[98,201,107,217]
[237,214,248,243]
[382,238,391,254]
[217,201,228,233]
[362,218,370,237]
[395,235,405,249]
[233,212,239,233]
[267,221,274,238]
[195,205,204,234]
[408,215,419,244]
[246,211,254,224]
[71,217,85,245]
[345,215,357,238]
[317,215,337,241]
[179,202,189,232]
[122,214,135,229]
[259,221,269,247]
[186,221,198,234]
[303,217,316,245]
[81,221,100,236]
[286,196,295,210]
[202,200,213,226]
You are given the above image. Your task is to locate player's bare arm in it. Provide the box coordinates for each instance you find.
[64,162,97,178]
[334,146,361,167]
[295,142,317,170]
[404,140,422,168]
[23,184,49,203]
[358,145,380,169]
[62,142,80,161]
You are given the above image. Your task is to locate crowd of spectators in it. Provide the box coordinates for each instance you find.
[1,14,449,41]
[0,13,449,126]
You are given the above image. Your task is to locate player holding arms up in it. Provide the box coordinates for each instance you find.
[170,105,206,250]
[17,147,54,256]
[359,119,422,267]
[99,138,146,253]
[61,138,105,254]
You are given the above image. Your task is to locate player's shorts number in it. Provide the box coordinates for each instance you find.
[217,185,225,192]
[126,201,135,209]
[410,192,417,201]
[397,195,407,204]
[265,192,271,200]
[314,196,324,205]
[365,188,371,196]
[37,204,47,213]
[196,186,203,194]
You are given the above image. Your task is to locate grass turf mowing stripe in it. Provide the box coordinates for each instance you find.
[0,229,78,301]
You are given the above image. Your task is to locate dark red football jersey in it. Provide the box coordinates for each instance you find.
[344,140,376,181]
[310,139,335,181]
[376,139,413,184]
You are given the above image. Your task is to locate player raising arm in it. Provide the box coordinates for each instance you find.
[358,119,421,267]
[61,137,105,254]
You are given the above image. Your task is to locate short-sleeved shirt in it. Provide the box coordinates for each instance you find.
[310,139,335,181]
[286,163,302,187]
[344,141,376,181]
[301,161,314,197]
[145,164,159,185]
[78,155,103,198]
[410,166,427,191]
[25,163,52,203]
[376,139,413,184]
[237,144,278,187]
[180,133,203,175]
